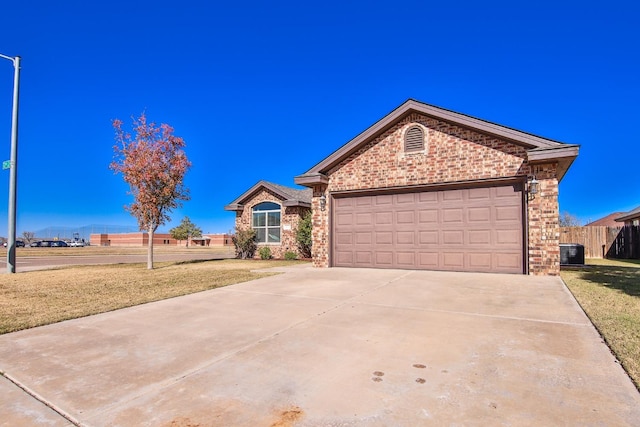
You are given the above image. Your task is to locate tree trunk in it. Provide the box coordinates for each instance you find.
[147,226,154,270]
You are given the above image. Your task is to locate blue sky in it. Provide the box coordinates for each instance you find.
[0,0,637,235]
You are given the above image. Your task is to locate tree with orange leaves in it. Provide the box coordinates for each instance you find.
[111,113,191,269]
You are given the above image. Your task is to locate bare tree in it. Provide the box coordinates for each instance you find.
[22,231,35,245]
[559,211,582,227]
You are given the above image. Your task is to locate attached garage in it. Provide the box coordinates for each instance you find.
[293,99,578,275]
[332,183,524,273]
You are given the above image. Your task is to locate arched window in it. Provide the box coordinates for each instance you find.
[252,202,281,243]
[404,125,425,152]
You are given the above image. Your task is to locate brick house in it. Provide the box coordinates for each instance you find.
[616,206,640,226]
[291,99,578,275]
[225,181,312,258]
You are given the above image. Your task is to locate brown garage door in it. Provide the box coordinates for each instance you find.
[332,183,524,274]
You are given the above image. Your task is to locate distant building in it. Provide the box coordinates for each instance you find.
[585,212,626,227]
[616,206,640,226]
[90,232,233,247]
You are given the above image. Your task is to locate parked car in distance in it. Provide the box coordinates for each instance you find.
[69,240,85,247]
[2,241,25,247]
[29,240,69,247]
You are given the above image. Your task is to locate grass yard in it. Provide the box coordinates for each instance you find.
[0,259,304,335]
[561,258,640,390]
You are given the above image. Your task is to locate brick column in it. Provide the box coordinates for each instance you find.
[312,185,329,267]
[527,164,560,275]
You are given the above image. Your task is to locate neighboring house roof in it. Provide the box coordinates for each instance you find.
[585,212,625,227]
[295,99,579,187]
[616,206,640,223]
[224,180,312,211]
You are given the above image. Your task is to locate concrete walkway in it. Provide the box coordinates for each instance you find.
[1,266,639,426]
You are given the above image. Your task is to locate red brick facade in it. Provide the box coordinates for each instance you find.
[234,188,310,259]
[308,113,562,275]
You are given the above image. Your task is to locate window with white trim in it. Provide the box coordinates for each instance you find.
[252,202,281,243]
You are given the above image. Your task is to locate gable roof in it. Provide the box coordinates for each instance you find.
[224,180,312,212]
[295,99,579,187]
[585,212,626,227]
[616,206,640,223]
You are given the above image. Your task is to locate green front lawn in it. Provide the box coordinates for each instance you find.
[561,258,640,390]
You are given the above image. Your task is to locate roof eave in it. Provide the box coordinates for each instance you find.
[294,173,329,187]
[301,99,576,176]
[224,203,244,212]
[526,145,579,181]
[616,213,640,222]
[282,200,311,208]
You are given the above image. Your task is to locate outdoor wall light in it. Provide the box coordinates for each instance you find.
[319,194,327,211]
[528,176,539,200]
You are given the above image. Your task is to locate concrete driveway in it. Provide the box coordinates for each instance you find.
[1,266,639,426]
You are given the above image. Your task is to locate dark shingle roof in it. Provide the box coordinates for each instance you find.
[616,206,640,223]
[267,181,312,204]
[224,180,312,211]
[585,212,626,227]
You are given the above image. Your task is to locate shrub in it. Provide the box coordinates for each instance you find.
[258,246,272,260]
[284,251,298,260]
[232,228,257,259]
[296,210,312,258]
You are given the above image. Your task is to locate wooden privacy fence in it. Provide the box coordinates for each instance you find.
[559,226,640,259]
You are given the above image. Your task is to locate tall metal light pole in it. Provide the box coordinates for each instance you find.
[0,53,21,273]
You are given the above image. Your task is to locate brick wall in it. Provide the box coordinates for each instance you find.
[89,233,181,247]
[234,188,310,259]
[527,164,560,275]
[311,112,561,275]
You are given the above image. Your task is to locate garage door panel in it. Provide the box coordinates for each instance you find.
[468,187,491,200]
[333,184,523,274]
[396,231,414,245]
[496,184,521,198]
[419,231,438,245]
[496,205,521,221]
[496,230,520,244]
[443,208,463,223]
[375,252,393,266]
[495,252,522,270]
[396,193,415,204]
[468,206,491,222]
[396,252,415,266]
[336,213,353,226]
[468,230,491,245]
[356,212,373,225]
[397,210,415,224]
[442,252,464,269]
[374,195,393,205]
[335,198,354,208]
[375,232,393,245]
[336,232,353,245]
[418,192,438,203]
[443,189,464,201]
[356,197,373,207]
[418,252,439,268]
[376,211,393,224]
[355,232,372,245]
[355,251,372,265]
[468,253,492,270]
[443,230,464,245]
[334,251,353,265]
[419,210,438,223]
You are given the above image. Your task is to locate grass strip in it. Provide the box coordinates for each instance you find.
[561,258,640,391]
[0,259,303,334]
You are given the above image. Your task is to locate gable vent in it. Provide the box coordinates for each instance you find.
[404,126,424,152]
